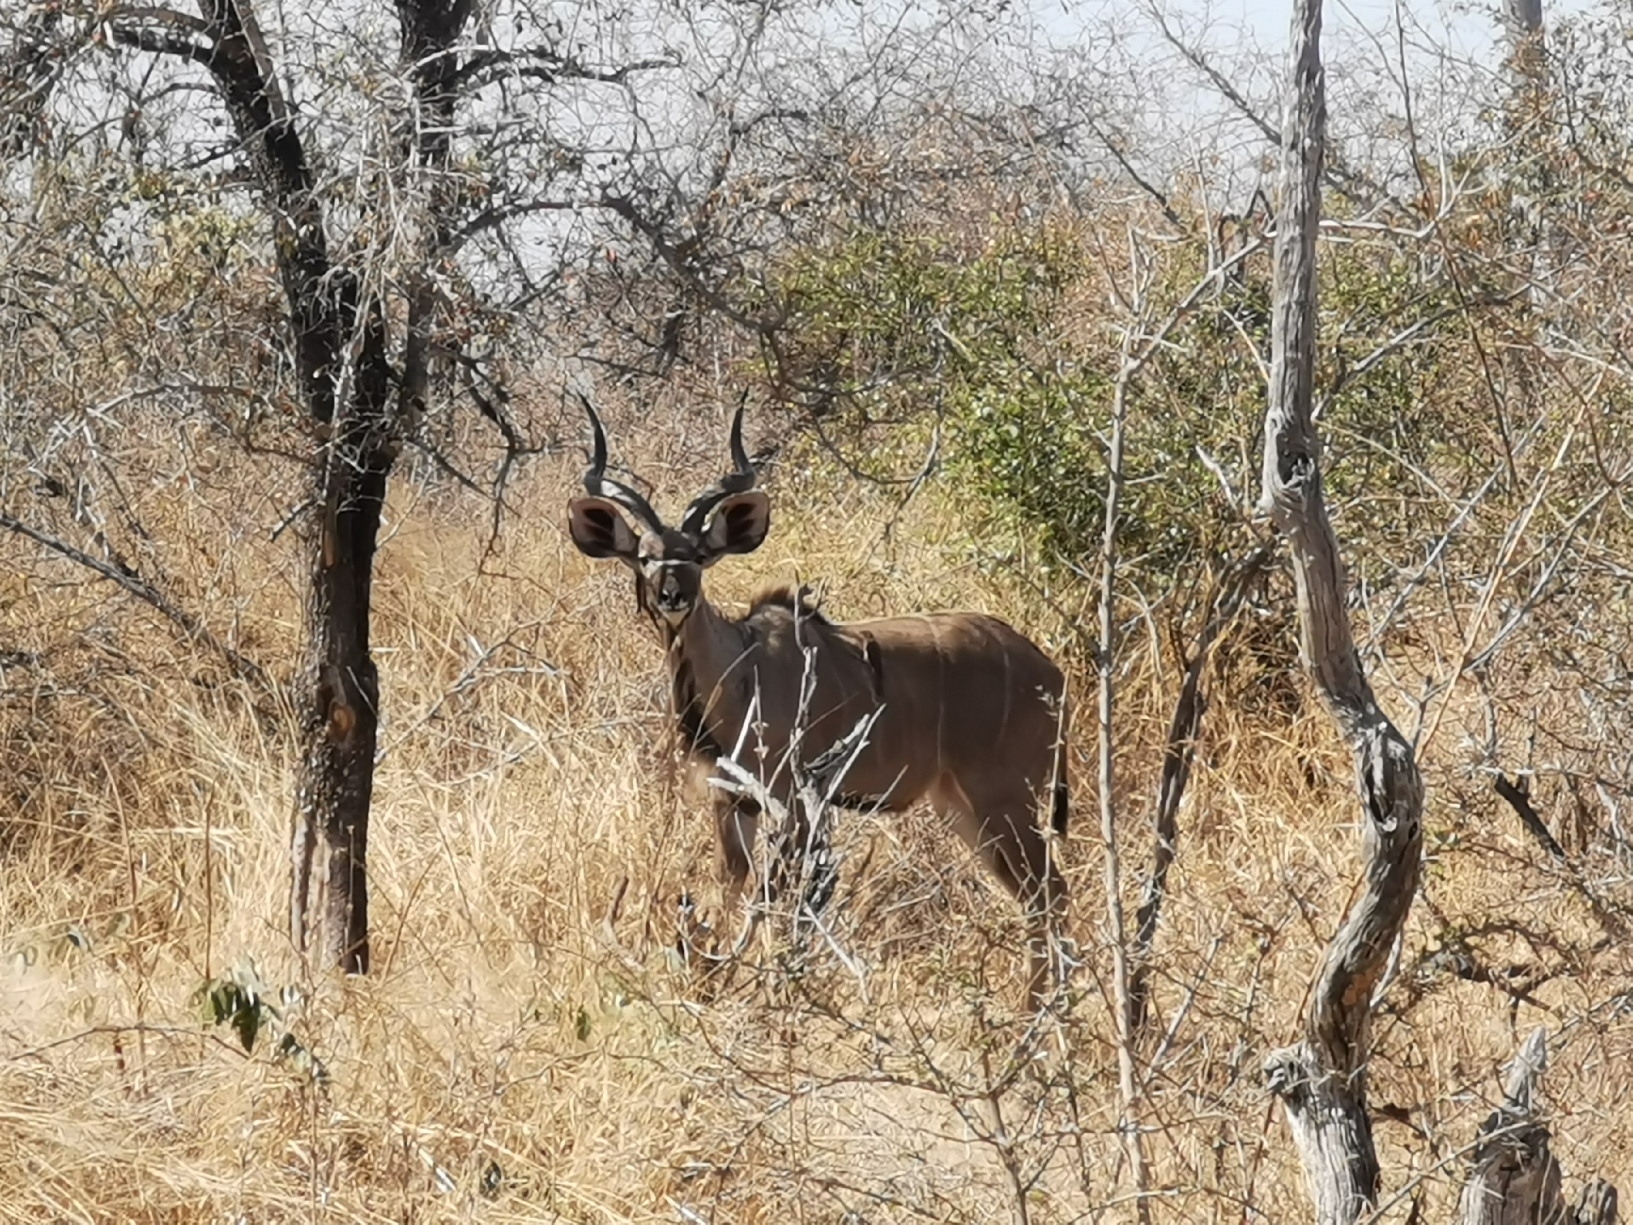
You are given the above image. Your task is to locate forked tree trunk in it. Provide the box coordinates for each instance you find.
[1257,0,1425,1219]
[148,0,472,973]
[285,0,468,976]
[135,0,413,973]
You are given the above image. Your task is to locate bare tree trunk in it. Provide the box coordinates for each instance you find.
[111,0,417,972]
[125,0,473,974]
[185,1,385,974]
[288,0,471,973]
[1257,0,1424,1220]
[290,299,396,974]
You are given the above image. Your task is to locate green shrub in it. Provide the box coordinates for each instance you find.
[757,203,1539,604]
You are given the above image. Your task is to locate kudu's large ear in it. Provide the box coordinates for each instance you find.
[700,491,770,565]
[567,497,640,563]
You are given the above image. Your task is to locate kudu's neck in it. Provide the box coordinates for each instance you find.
[658,595,754,759]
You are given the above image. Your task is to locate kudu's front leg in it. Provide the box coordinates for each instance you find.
[716,782,820,928]
[675,790,762,975]
[713,791,761,916]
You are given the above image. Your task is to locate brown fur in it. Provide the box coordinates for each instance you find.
[567,417,1071,1007]
[747,582,832,623]
[664,591,1071,1007]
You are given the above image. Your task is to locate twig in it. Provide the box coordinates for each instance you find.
[1492,774,1565,861]
[1097,227,1153,1225]
[1,510,270,692]
[1129,541,1272,1033]
[1492,774,1625,940]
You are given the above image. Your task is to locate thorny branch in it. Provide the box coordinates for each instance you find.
[0,510,270,691]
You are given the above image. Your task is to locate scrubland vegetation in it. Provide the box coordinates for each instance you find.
[4,0,1633,1219]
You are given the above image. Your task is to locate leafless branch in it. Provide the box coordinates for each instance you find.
[1,510,269,691]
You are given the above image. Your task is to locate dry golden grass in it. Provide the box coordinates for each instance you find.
[2,408,1631,1224]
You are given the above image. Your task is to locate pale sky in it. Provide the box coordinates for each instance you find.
[1043,0,1590,61]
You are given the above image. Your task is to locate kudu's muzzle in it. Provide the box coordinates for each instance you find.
[648,560,700,622]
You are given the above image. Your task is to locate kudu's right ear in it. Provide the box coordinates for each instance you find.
[567,497,640,562]
[700,491,771,564]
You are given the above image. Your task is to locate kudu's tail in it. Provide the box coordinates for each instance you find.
[1051,740,1069,836]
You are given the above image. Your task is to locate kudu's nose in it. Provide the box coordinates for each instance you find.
[656,574,691,614]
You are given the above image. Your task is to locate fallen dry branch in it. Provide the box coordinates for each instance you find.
[1493,773,1566,861]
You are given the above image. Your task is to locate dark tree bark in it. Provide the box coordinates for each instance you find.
[107,0,472,972]
[1129,544,1270,1035]
[1256,0,1425,1219]
[1505,0,1542,37]
[198,1,398,974]
[291,294,396,974]
[1504,0,1544,79]
[84,0,703,971]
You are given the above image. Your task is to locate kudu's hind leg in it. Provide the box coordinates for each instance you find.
[937,775,1068,1010]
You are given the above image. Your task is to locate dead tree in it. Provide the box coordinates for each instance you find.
[1456,1028,1617,1225]
[1254,3,1621,1222]
[1255,0,1425,1219]
[71,0,681,972]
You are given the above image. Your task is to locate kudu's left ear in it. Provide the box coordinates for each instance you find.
[700,491,771,565]
[567,496,640,563]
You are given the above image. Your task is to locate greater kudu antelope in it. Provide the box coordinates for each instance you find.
[566,402,1070,1005]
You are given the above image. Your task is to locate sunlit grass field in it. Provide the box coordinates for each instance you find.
[2,399,1629,1223]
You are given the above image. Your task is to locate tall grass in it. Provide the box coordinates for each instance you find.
[1,405,1629,1223]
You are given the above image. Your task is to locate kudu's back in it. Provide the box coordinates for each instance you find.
[736,599,1068,831]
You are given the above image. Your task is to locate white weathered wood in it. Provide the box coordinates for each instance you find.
[1457,1029,1620,1225]
[1256,0,1424,1220]
[1255,5,1616,1223]
[1457,1029,1561,1225]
